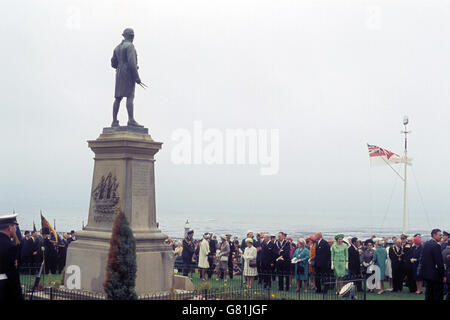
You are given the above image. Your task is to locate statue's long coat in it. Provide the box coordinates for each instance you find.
[111,40,140,98]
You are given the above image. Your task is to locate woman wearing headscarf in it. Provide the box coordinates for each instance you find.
[373,240,387,294]
[361,239,375,292]
[218,235,230,282]
[198,233,211,281]
[385,239,394,291]
[293,238,310,293]
[308,234,317,291]
[410,236,423,294]
[243,238,258,288]
[331,234,348,294]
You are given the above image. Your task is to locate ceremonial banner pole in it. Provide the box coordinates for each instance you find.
[401,116,410,235]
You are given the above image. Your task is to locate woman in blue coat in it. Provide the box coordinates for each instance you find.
[373,240,387,294]
[293,238,310,293]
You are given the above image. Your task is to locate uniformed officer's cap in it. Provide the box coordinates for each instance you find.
[443,231,450,237]
[0,213,19,228]
[187,229,194,235]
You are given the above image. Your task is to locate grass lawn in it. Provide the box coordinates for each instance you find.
[183,271,424,300]
[20,272,63,290]
[20,270,424,300]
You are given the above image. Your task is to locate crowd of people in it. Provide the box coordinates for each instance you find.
[17,228,77,275]
[169,229,449,300]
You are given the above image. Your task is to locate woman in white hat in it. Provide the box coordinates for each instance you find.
[198,233,211,281]
[243,238,258,288]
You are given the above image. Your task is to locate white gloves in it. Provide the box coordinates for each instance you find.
[331,261,334,270]
[345,262,348,270]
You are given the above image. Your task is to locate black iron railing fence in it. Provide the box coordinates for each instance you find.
[18,263,366,300]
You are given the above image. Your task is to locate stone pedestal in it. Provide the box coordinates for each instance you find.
[65,126,174,294]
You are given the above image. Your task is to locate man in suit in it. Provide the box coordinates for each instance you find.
[389,239,405,292]
[348,237,362,292]
[67,230,77,245]
[207,234,217,279]
[275,232,291,291]
[270,234,277,280]
[31,231,42,265]
[442,239,450,300]
[226,234,234,279]
[314,232,331,293]
[403,236,417,293]
[20,231,34,268]
[57,233,69,273]
[182,230,195,277]
[255,233,263,284]
[260,234,276,289]
[418,229,446,300]
[441,231,449,251]
[42,228,58,275]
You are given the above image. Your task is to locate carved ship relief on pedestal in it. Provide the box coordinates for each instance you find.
[92,172,120,223]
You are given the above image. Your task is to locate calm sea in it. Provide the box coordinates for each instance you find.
[17,210,433,241]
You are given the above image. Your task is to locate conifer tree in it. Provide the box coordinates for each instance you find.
[103,209,138,300]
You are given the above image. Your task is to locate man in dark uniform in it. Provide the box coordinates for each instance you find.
[418,229,446,300]
[0,214,23,300]
[275,232,291,291]
[182,229,195,277]
[111,28,143,127]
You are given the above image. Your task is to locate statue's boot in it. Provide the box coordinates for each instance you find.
[111,120,119,127]
[127,119,144,127]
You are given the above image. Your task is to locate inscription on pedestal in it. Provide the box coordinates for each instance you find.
[92,172,120,223]
[132,161,151,197]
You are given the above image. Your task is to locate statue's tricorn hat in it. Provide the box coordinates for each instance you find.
[122,28,134,38]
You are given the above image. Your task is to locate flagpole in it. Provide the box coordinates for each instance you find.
[401,116,410,235]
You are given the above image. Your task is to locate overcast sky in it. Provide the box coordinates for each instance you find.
[1,0,449,233]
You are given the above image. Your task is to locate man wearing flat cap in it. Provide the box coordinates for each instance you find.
[111,28,143,127]
[0,214,23,300]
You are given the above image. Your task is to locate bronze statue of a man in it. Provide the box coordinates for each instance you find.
[111,28,143,127]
